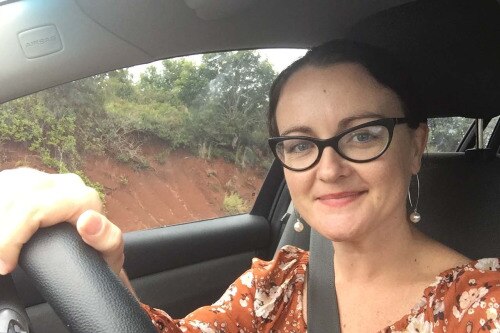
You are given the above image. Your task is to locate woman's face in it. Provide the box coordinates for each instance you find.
[275,63,428,243]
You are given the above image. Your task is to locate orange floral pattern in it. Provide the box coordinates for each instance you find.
[142,246,500,332]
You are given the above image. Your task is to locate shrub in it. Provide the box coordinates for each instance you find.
[223,192,249,215]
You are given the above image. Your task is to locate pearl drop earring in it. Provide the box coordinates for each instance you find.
[294,211,304,232]
[294,219,304,232]
[408,174,421,223]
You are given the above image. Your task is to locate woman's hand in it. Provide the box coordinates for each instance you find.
[0,168,124,276]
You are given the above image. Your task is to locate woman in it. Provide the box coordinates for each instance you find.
[0,40,498,332]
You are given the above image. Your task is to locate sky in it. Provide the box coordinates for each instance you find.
[128,48,307,81]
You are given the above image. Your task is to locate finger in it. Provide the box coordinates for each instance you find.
[76,210,124,275]
[36,174,103,226]
[0,208,41,275]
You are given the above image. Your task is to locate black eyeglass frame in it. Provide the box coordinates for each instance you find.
[268,117,409,172]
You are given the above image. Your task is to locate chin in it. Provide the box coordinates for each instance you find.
[312,215,365,242]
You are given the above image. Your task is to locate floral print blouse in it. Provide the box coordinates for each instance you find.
[141,246,500,332]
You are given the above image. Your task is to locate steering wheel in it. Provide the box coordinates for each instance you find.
[0,223,157,333]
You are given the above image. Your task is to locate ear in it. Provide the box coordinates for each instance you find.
[410,122,428,174]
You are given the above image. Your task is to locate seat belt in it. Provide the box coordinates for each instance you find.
[307,229,341,332]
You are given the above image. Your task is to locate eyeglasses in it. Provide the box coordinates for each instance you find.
[268,117,409,171]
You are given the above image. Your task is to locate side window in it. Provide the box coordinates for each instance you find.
[485,116,499,145]
[0,49,305,232]
[427,117,474,152]
[427,116,498,153]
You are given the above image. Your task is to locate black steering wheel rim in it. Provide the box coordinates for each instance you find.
[8,223,157,333]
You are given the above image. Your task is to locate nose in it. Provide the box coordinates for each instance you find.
[315,146,350,181]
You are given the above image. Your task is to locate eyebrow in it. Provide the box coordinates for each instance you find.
[337,112,385,130]
[280,125,315,137]
[279,111,386,137]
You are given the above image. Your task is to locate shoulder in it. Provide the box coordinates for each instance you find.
[448,259,500,317]
[249,245,309,281]
[436,258,500,301]
[421,258,500,331]
[207,245,309,327]
[220,245,309,296]
[214,245,309,300]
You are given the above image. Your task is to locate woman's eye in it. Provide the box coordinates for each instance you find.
[347,126,384,144]
[284,140,314,154]
[352,132,374,142]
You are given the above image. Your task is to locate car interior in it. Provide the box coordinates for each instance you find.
[0,0,499,332]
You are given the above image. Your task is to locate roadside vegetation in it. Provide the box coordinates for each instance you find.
[0,51,276,205]
[223,192,249,215]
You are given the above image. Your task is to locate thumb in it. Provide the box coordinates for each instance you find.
[76,210,124,275]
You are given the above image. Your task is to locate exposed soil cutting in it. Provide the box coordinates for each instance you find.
[0,142,264,232]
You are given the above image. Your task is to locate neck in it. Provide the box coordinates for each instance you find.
[333,215,425,285]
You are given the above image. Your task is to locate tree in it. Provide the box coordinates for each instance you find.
[104,69,135,100]
[162,59,212,108]
[192,51,276,165]
[138,66,164,91]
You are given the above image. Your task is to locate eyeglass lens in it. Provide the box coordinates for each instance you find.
[275,124,390,170]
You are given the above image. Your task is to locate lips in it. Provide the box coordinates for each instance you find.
[316,191,367,208]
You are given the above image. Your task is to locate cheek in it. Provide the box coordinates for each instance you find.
[360,165,408,224]
[366,151,412,204]
[284,169,311,195]
[283,169,315,214]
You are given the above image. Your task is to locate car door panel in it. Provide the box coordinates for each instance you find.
[124,214,270,317]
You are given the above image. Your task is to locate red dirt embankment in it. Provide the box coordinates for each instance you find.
[0,142,264,232]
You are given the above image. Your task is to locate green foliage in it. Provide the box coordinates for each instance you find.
[223,192,249,215]
[206,52,273,122]
[162,59,212,108]
[427,118,473,152]
[130,51,276,168]
[104,69,136,100]
[138,66,165,93]
[188,51,276,165]
[0,94,79,171]
[0,50,278,186]
[105,99,190,149]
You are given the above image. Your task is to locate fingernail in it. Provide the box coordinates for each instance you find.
[0,259,8,275]
[84,215,103,236]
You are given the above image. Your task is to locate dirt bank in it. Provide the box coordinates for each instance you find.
[0,142,265,232]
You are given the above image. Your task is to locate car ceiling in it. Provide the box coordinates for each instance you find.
[0,0,499,120]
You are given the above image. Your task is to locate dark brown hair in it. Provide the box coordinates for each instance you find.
[268,40,426,137]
